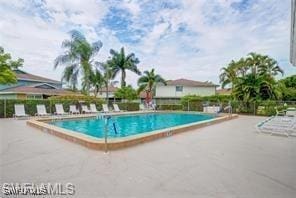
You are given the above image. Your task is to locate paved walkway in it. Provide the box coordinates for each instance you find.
[0,116,296,198]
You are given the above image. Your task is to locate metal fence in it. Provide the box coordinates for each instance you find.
[1,98,295,118]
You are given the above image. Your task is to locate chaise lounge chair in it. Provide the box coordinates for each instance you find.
[139,104,147,111]
[286,108,296,117]
[36,104,50,116]
[54,104,68,115]
[256,116,296,137]
[69,105,80,114]
[90,104,99,113]
[102,104,110,113]
[13,104,29,118]
[82,105,91,114]
[113,104,122,112]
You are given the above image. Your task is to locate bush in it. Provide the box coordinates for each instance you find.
[114,85,138,101]
[115,102,139,111]
[157,104,183,111]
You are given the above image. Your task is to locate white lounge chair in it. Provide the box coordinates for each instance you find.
[102,104,110,113]
[139,104,146,111]
[14,104,29,118]
[256,116,296,137]
[81,105,91,114]
[36,104,50,116]
[286,108,296,117]
[90,104,99,113]
[113,104,122,112]
[54,104,68,115]
[69,105,80,114]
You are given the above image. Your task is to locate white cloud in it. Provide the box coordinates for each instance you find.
[0,0,293,89]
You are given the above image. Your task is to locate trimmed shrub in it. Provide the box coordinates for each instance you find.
[158,104,183,111]
[116,102,139,111]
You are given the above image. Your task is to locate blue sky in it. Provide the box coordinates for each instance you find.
[0,0,294,87]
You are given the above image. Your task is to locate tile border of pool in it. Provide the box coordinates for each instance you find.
[26,111,238,150]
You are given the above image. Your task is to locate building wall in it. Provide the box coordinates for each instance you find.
[0,94,17,99]
[155,85,216,97]
[90,92,115,98]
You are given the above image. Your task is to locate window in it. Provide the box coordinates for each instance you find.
[176,86,183,92]
[27,94,42,99]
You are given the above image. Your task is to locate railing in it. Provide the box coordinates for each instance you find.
[1,98,295,118]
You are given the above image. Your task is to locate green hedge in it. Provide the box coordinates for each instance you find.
[157,104,183,111]
[115,102,139,111]
[0,100,4,118]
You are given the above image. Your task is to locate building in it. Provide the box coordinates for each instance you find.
[216,88,232,95]
[291,0,296,66]
[154,78,218,104]
[0,69,77,99]
[90,85,118,99]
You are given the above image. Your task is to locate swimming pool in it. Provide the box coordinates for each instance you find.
[51,113,214,138]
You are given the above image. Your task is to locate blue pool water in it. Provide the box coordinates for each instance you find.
[50,113,214,138]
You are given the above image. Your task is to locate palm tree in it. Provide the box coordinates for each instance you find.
[89,68,104,97]
[137,69,166,104]
[96,62,118,103]
[54,30,103,94]
[219,60,237,89]
[257,57,284,77]
[107,47,141,88]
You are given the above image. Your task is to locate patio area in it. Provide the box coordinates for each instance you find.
[1,115,296,198]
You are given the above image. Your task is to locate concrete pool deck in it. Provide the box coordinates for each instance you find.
[1,115,296,197]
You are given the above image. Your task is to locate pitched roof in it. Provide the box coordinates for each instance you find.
[99,86,119,92]
[0,86,79,96]
[165,78,217,87]
[14,69,61,84]
[216,88,232,95]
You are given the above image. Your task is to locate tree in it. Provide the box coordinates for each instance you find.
[107,47,141,88]
[89,68,104,97]
[137,69,166,104]
[54,30,103,94]
[96,62,118,103]
[219,60,237,89]
[0,46,23,84]
[220,52,284,101]
[279,75,296,101]
[115,85,138,101]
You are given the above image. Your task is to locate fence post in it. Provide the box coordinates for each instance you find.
[253,101,256,115]
[187,101,189,111]
[4,99,6,118]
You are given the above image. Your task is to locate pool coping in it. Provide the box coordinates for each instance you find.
[26,111,238,150]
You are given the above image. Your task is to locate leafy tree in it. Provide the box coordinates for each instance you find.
[279,75,296,101]
[89,68,104,97]
[137,69,166,103]
[54,30,103,94]
[115,85,138,101]
[96,62,118,103]
[220,52,283,101]
[0,46,23,84]
[107,47,141,88]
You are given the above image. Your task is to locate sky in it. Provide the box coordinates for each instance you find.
[0,0,295,88]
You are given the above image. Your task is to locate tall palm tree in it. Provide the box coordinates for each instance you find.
[219,60,237,89]
[107,47,141,88]
[257,57,284,77]
[246,52,263,75]
[89,68,104,97]
[96,62,118,103]
[54,30,103,94]
[137,69,166,104]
